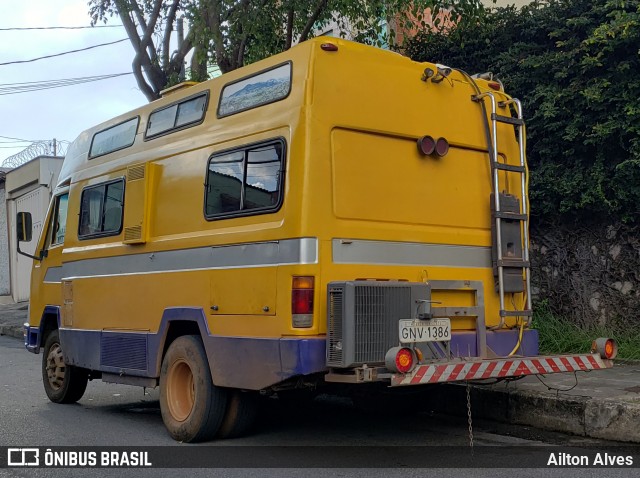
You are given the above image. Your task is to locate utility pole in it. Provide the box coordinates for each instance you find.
[52,138,57,157]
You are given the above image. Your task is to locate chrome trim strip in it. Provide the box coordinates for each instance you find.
[44,237,318,282]
[332,239,491,268]
[44,266,64,283]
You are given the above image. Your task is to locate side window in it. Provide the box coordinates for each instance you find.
[89,117,139,159]
[78,179,125,239]
[146,92,208,139]
[48,194,69,247]
[205,139,285,219]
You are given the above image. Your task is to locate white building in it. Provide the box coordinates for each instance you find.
[5,156,62,302]
[0,168,12,302]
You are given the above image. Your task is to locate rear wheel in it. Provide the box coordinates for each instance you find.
[217,390,259,439]
[160,335,227,442]
[42,329,88,404]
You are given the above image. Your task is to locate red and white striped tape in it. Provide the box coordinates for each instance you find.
[390,354,612,387]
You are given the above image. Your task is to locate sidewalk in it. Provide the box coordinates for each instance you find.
[437,364,640,443]
[2,302,639,443]
[0,301,28,339]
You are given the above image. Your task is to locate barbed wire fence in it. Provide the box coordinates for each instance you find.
[1,139,69,168]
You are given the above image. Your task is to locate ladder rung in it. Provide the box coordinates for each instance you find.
[494,163,525,173]
[494,211,528,220]
[500,310,533,317]
[491,113,525,126]
[498,260,530,268]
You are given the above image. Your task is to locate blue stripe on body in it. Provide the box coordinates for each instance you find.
[32,306,538,389]
[58,307,327,390]
[24,306,62,354]
[447,329,539,357]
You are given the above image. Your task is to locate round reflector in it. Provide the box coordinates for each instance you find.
[385,346,417,373]
[592,337,618,360]
[395,348,415,373]
[604,339,616,359]
[435,137,449,157]
[417,135,436,156]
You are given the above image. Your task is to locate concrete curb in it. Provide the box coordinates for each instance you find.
[436,384,640,443]
[0,324,23,339]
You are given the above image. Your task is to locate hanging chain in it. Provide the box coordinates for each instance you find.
[466,383,474,451]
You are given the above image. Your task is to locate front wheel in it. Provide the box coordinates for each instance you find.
[159,335,228,442]
[42,329,88,403]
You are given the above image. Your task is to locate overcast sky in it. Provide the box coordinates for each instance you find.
[0,0,147,164]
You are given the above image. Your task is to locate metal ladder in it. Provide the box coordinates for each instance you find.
[473,92,532,327]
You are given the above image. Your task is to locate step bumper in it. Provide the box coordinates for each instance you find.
[390,354,613,387]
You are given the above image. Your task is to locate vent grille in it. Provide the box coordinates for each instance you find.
[127,164,145,181]
[328,287,344,364]
[124,225,142,241]
[101,333,147,371]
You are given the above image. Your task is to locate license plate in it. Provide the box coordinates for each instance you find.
[399,318,451,343]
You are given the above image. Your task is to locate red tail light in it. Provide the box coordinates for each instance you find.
[292,276,314,327]
[435,137,449,157]
[417,135,436,156]
[321,43,338,52]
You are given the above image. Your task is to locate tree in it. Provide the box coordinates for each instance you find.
[89,0,484,101]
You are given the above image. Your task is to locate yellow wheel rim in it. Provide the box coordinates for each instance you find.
[166,359,195,422]
[46,343,65,391]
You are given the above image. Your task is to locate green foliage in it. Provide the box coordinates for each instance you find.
[532,300,640,360]
[405,0,640,225]
[184,0,484,71]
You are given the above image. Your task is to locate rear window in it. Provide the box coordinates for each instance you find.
[218,62,291,118]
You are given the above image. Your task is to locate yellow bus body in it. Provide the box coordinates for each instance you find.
[25,38,532,392]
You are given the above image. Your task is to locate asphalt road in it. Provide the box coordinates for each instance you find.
[0,335,637,478]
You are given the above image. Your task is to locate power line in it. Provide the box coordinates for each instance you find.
[0,73,128,86]
[0,135,40,142]
[0,38,129,66]
[0,25,124,31]
[0,72,134,95]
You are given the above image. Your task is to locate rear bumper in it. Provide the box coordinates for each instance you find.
[390,353,613,387]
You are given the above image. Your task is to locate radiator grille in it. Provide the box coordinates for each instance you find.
[328,287,344,364]
[101,333,147,371]
[327,281,426,368]
[354,285,409,363]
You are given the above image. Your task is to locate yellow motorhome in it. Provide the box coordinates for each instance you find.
[19,38,615,442]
